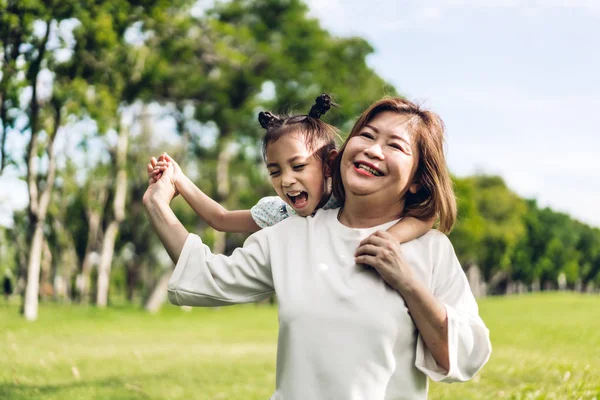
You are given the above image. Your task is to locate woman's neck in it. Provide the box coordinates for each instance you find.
[338,194,405,228]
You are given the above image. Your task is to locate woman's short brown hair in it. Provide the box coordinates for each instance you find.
[331,97,457,233]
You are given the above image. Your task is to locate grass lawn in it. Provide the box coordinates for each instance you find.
[1,292,599,399]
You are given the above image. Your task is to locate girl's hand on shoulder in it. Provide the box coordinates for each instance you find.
[354,230,417,293]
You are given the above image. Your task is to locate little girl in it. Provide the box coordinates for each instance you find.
[148,94,434,241]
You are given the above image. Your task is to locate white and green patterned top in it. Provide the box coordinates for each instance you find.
[250,195,340,229]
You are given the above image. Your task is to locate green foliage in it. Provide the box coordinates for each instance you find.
[448,175,600,288]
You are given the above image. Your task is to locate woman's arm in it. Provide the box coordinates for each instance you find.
[153,154,260,233]
[386,216,435,243]
[355,230,491,382]
[143,162,189,263]
[144,162,274,306]
[144,197,189,263]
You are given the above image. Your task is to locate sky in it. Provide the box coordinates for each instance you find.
[305,0,600,227]
[1,1,599,227]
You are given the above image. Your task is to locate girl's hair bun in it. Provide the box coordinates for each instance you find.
[308,93,333,119]
[258,111,283,129]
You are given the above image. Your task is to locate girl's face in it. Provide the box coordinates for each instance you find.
[340,111,419,205]
[265,133,329,217]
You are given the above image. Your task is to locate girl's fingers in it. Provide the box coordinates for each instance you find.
[150,157,158,167]
[359,233,389,247]
[373,230,395,240]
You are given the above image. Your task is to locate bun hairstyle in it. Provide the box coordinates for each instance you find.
[259,93,339,163]
[258,111,283,130]
[308,93,333,119]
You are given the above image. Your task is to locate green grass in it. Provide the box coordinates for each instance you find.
[1,293,599,399]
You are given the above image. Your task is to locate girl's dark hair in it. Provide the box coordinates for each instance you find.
[259,93,340,162]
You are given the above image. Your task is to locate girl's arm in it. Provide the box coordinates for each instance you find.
[386,216,436,243]
[176,173,260,233]
[152,154,260,233]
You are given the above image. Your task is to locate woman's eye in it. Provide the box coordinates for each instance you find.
[269,170,281,177]
[292,164,306,171]
[389,143,403,151]
[359,132,374,139]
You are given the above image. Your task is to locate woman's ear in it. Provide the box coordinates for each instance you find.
[409,181,420,194]
[324,150,339,177]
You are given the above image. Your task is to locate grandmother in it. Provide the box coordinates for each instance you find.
[143,97,492,400]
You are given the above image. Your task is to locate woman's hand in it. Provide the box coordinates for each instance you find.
[354,230,417,293]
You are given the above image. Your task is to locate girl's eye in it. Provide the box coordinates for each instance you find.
[389,143,403,151]
[269,170,281,177]
[292,164,306,171]
[359,132,374,140]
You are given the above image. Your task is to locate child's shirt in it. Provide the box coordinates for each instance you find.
[250,195,340,229]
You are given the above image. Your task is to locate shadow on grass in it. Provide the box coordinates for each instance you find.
[0,373,160,400]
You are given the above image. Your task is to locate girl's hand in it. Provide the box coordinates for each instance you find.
[148,156,162,183]
[354,230,417,293]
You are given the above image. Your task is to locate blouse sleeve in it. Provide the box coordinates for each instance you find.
[250,196,290,228]
[168,231,275,307]
[414,234,492,382]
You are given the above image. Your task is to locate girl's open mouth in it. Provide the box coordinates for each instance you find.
[287,191,309,209]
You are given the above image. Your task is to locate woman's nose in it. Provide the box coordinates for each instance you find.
[364,142,384,159]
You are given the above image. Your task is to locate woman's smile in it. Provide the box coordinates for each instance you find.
[341,111,419,200]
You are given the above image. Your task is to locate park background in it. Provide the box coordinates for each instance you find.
[1,0,599,399]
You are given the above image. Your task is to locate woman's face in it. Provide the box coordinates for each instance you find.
[340,111,419,203]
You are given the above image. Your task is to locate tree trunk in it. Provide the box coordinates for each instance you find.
[39,238,53,299]
[212,138,231,254]
[80,188,106,303]
[96,221,119,306]
[21,28,60,319]
[144,270,171,313]
[96,123,129,307]
[23,222,44,320]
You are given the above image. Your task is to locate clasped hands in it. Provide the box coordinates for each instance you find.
[142,153,180,207]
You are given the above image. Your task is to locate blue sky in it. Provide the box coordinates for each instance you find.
[306,0,600,227]
[1,1,598,227]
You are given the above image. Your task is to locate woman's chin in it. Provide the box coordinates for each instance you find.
[344,179,378,196]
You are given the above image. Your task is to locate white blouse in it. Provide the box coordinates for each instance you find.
[168,208,491,400]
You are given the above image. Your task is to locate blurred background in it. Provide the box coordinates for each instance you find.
[1,1,599,399]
